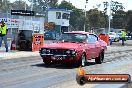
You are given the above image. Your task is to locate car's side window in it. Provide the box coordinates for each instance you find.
[87,34,98,44]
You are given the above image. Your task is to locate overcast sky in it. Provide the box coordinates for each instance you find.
[10,0,132,11]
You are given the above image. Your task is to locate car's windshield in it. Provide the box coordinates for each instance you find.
[57,33,87,43]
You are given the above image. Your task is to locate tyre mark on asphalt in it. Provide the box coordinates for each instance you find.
[0,50,132,69]
[0,51,132,88]
[48,58,132,88]
[0,67,75,88]
[2,57,132,88]
[0,56,41,67]
[104,52,132,63]
[0,50,131,72]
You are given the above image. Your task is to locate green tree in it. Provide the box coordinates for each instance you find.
[49,0,58,8]
[70,9,85,31]
[103,1,125,15]
[102,1,125,30]
[111,1,125,14]
[28,0,58,14]
[126,10,132,32]
[112,10,127,29]
[58,0,85,31]
[0,0,2,7]
[11,0,30,10]
[58,0,75,10]
[87,8,108,29]
[0,0,11,13]
[0,0,30,13]
[58,1,109,31]
[103,1,109,14]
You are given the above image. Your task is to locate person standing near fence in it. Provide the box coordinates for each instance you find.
[0,21,8,52]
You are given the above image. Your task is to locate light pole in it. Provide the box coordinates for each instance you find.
[108,0,112,33]
[31,0,33,11]
[25,1,27,10]
[84,0,88,32]
[84,5,86,32]
[30,0,34,33]
[45,0,50,22]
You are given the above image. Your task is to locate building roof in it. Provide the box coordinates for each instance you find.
[48,8,72,12]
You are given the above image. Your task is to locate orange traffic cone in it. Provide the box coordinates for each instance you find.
[10,40,16,50]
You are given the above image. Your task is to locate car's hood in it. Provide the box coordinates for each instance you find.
[42,42,84,50]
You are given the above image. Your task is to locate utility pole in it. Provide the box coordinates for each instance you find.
[30,0,34,33]
[84,5,86,32]
[31,0,33,11]
[45,0,49,22]
[24,1,26,31]
[84,0,88,32]
[108,0,112,33]
[25,1,27,10]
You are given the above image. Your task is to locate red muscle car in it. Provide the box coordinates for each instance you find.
[39,31,107,67]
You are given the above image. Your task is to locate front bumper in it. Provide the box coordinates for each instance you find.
[39,48,79,62]
[40,53,78,62]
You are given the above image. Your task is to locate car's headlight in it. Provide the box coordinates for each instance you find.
[66,50,71,54]
[46,49,50,53]
[71,50,76,54]
[42,49,47,53]
[66,50,76,56]
[71,50,77,56]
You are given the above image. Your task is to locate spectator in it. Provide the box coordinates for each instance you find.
[0,21,8,52]
[121,30,126,46]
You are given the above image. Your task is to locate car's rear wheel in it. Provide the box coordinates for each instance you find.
[95,51,104,64]
[43,59,51,65]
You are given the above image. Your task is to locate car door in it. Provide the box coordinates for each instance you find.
[93,35,102,58]
[85,34,96,59]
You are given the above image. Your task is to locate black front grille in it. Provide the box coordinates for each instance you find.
[50,49,67,55]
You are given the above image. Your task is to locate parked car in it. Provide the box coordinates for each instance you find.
[44,30,56,40]
[126,34,131,40]
[117,33,122,40]
[39,31,107,67]
[117,33,131,41]
[108,32,120,42]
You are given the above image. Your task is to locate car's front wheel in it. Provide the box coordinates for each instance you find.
[81,54,86,66]
[76,53,86,67]
[43,59,51,65]
[95,51,104,64]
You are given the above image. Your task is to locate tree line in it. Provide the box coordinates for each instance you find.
[0,0,132,32]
